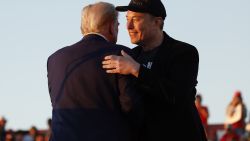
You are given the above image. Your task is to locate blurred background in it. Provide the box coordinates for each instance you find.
[0,0,250,140]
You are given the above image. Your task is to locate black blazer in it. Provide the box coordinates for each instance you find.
[47,34,133,141]
[132,32,207,141]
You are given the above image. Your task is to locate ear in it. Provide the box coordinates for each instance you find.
[154,17,161,25]
[109,21,115,36]
[153,17,164,30]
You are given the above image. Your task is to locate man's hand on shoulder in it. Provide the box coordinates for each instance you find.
[102,50,140,77]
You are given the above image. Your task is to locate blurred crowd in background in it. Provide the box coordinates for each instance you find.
[195,91,250,141]
[0,118,51,141]
[0,90,250,141]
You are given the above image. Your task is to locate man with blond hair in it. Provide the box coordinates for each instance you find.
[47,2,135,141]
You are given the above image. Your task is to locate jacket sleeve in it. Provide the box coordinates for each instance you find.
[118,74,133,113]
[115,47,135,113]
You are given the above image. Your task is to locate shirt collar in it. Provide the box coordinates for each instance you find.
[84,32,108,42]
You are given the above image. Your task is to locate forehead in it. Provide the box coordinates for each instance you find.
[126,10,150,18]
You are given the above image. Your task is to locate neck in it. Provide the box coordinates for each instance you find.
[142,31,164,51]
[84,32,108,41]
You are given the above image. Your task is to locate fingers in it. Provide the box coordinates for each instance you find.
[104,55,118,60]
[102,60,110,65]
[102,54,123,74]
[102,54,122,68]
[102,62,117,73]
[102,64,115,69]
[102,59,116,68]
[106,68,118,74]
[102,55,119,66]
[102,56,118,72]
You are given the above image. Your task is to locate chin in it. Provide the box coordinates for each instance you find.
[130,39,140,45]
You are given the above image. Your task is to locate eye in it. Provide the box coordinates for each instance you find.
[126,17,131,22]
[132,17,140,22]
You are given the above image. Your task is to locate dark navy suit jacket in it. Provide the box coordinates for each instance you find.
[47,34,134,141]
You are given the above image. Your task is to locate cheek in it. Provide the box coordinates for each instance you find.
[136,24,145,36]
[138,26,148,39]
[142,23,155,38]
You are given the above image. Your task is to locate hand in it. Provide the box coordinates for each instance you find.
[102,50,140,77]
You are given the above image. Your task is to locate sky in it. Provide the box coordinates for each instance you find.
[0,0,249,130]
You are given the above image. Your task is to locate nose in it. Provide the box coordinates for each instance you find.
[127,19,133,29]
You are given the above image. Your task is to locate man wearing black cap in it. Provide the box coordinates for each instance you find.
[103,0,207,140]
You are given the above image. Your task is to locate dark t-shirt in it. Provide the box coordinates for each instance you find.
[136,47,159,70]
[135,47,160,105]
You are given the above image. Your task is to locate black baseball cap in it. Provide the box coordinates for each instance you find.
[116,0,166,20]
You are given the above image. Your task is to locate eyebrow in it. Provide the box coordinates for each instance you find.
[126,15,144,19]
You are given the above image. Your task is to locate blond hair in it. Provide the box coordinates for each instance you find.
[81,2,118,35]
